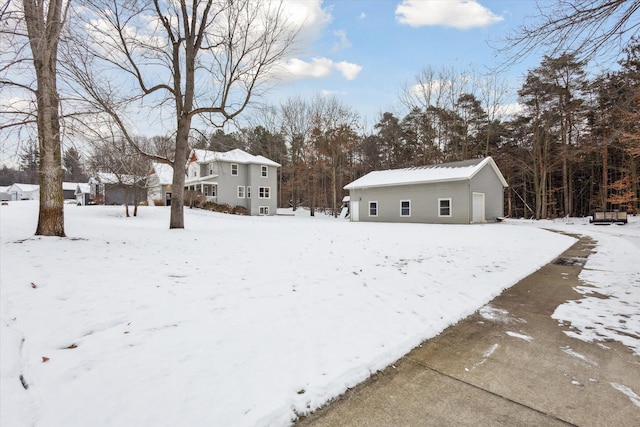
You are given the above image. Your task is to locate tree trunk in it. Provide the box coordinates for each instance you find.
[24,0,66,237]
[170,117,190,228]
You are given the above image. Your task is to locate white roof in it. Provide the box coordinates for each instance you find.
[95,172,140,185]
[344,157,508,190]
[0,186,8,192]
[8,183,40,192]
[63,182,83,191]
[151,163,175,185]
[190,148,280,167]
[76,183,90,194]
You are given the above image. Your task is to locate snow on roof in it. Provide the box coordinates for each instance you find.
[8,183,40,192]
[95,172,141,185]
[190,148,280,167]
[344,157,508,190]
[151,163,174,185]
[76,183,90,194]
[63,182,83,191]
[0,186,8,192]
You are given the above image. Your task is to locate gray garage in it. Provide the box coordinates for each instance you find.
[344,157,508,224]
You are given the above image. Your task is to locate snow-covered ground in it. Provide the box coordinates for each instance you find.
[1,202,638,426]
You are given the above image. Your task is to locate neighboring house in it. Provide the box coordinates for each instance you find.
[184,148,280,216]
[147,163,174,206]
[75,183,91,206]
[343,157,508,224]
[0,186,9,201]
[63,182,82,200]
[89,172,147,205]
[7,183,39,201]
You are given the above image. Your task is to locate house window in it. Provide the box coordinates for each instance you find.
[191,169,197,177]
[231,164,238,176]
[204,186,209,196]
[261,165,268,177]
[369,201,378,217]
[400,200,411,217]
[211,186,217,197]
[209,164,214,175]
[237,186,245,198]
[259,206,269,215]
[247,186,251,198]
[259,187,270,199]
[439,198,452,217]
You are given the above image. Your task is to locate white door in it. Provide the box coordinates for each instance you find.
[472,192,485,223]
[351,201,360,222]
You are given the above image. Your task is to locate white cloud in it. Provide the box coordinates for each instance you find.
[357,12,367,20]
[395,0,503,29]
[332,29,351,51]
[281,58,362,81]
[281,0,333,45]
[334,61,363,80]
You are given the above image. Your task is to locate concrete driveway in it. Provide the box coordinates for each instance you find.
[297,235,640,426]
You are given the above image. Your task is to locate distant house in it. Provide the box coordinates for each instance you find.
[0,186,9,201]
[62,182,82,200]
[89,172,147,205]
[183,148,280,216]
[147,163,174,206]
[7,183,39,201]
[75,183,91,206]
[343,157,508,224]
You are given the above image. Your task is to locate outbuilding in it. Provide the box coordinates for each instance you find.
[344,157,508,224]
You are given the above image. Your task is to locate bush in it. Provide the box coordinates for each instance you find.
[232,205,248,215]
[202,201,232,213]
[152,198,164,206]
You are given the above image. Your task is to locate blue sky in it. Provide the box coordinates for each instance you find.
[264,0,545,125]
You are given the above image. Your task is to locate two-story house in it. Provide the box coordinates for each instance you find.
[184,148,280,216]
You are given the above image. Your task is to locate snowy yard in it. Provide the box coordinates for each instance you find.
[1,202,638,426]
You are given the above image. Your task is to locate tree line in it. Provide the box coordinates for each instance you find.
[1,1,638,235]
[186,47,640,219]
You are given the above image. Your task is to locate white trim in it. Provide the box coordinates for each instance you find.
[261,165,268,178]
[438,198,452,217]
[259,206,269,215]
[231,163,238,176]
[400,199,411,217]
[369,201,378,217]
[258,186,270,199]
[237,186,245,198]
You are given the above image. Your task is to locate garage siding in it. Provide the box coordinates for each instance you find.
[469,164,505,221]
[350,180,470,224]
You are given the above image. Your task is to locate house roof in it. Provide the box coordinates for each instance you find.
[75,183,90,194]
[0,186,8,193]
[344,157,508,190]
[150,163,175,185]
[190,148,280,167]
[8,183,40,192]
[63,182,83,191]
[94,172,142,185]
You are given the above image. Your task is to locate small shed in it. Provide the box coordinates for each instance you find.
[7,183,40,201]
[147,163,174,206]
[75,183,91,206]
[0,186,9,201]
[344,157,508,224]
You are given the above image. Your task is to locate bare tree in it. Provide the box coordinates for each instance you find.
[1,0,70,236]
[64,0,299,229]
[499,0,640,65]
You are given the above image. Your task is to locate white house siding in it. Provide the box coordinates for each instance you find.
[469,164,505,221]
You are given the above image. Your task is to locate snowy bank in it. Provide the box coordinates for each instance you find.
[2,202,576,426]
